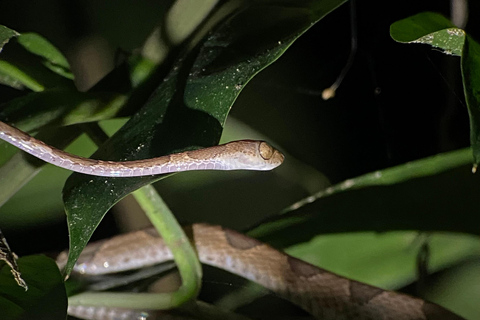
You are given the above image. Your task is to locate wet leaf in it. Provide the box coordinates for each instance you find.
[62,0,348,276]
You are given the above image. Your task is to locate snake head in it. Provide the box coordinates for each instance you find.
[224,140,284,171]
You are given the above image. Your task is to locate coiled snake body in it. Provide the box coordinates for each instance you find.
[0,121,464,319]
[58,224,463,320]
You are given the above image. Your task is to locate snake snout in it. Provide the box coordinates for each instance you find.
[270,149,285,169]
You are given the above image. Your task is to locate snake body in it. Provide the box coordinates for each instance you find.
[58,224,464,320]
[1,121,463,319]
[0,121,284,176]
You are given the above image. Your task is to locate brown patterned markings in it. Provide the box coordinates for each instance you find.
[422,301,465,320]
[287,256,324,278]
[186,145,226,160]
[223,228,262,250]
[348,280,383,306]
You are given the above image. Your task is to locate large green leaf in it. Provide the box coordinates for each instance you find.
[0,255,67,320]
[62,0,348,276]
[390,12,480,169]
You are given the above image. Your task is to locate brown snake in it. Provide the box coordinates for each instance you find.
[57,224,463,320]
[0,121,284,176]
[0,121,463,319]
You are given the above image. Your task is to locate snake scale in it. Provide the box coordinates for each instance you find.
[0,120,464,319]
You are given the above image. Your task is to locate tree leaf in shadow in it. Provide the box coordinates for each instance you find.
[62,0,348,276]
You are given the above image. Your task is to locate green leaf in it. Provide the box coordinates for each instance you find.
[0,255,67,320]
[16,33,73,80]
[0,89,127,132]
[0,25,73,91]
[0,60,44,91]
[390,12,460,55]
[62,0,348,276]
[390,11,480,168]
[461,36,480,171]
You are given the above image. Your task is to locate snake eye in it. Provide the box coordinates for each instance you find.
[258,142,274,160]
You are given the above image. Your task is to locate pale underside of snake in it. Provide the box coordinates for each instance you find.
[0,121,463,319]
[57,224,463,320]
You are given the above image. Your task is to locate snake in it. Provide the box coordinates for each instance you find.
[0,121,463,319]
[0,121,284,176]
[58,224,464,320]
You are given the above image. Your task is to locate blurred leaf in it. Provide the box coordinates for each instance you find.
[424,260,480,320]
[0,90,127,132]
[0,26,23,90]
[287,232,480,289]
[0,59,44,91]
[0,255,67,320]
[390,12,480,169]
[462,36,480,171]
[0,25,73,91]
[62,0,348,276]
[304,148,469,192]
[16,33,73,79]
